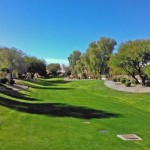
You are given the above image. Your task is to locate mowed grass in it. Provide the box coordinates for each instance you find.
[0,78,150,150]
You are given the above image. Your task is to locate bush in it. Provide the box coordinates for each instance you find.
[81,73,87,79]
[9,79,15,85]
[121,78,126,84]
[125,81,131,87]
[145,80,150,87]
[0,78,8,84]
[112,77,117,82]
[117,77,121,82]
[131,79,139,85]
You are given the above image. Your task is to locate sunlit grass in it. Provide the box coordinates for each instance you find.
[0,78,150,150]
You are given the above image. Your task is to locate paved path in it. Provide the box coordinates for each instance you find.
[105,81,150,93]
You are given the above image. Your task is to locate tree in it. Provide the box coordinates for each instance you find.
[47,63,60,77]
[0,47,26,78]
[67,37,116,79]
[24,56,47,78]
[80,53,91,78]
[97,37,117,77]
[108,54,126,78]
[68,50,81,77]
[145,64,150,78]
[0,67,9,79]
[86,42,100,78]
[109,40,150,85]
[84,37,116,79]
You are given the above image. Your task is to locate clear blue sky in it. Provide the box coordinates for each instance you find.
[0,0,150,65]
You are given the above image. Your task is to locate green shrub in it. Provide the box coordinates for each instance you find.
[121,78,126,84]
[125,81,131,87]
[131,79,139,85]
[112,77,117,82]
[145,80,150,87]
[117,77,121,82]
[81,73,87,79]
[0,78,8,84]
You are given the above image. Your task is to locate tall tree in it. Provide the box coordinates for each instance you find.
[109,40,150,85]
[84,37,116,78]
[0,47,26,78]
[24,56,47,77]
[86,42,100,78]
[47,63,60,77]
[80,53,91,77]
[97,37,117,77]
[108,54,126,77]
[68,50,81,76]
[145,65,150,77]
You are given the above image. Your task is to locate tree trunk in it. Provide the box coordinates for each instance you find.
[139,74,147,86]
[123,68,140,84]
[126,71,140,84]
[99,73,102,80]
[132,76,140,84]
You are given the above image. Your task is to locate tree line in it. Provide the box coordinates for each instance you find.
[68,37,150,85]
[0,47,67,82]
[1,37,150,86]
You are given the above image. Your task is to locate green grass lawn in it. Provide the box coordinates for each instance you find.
[0,78,150,150]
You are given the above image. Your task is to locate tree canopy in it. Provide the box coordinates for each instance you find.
[1,37,150,83]
[24,56,47,76]
[68,50,82,76]
[0,47,47,79]
[68,37,116,79]
[0,47,26,77]
[47,63,61,77]
[109,40,150,85]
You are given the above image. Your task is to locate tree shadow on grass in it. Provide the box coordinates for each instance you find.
[20,79,73,90]
[0,96,120,119]
[28,86,74,90]
[0,90,38,101]
[43,79,72,85]
[22,79,72,87]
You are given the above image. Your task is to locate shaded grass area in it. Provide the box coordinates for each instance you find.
[18,78,72,87]
[0,90,37,101]
[0,96,119,119]
[0,78,150,150]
